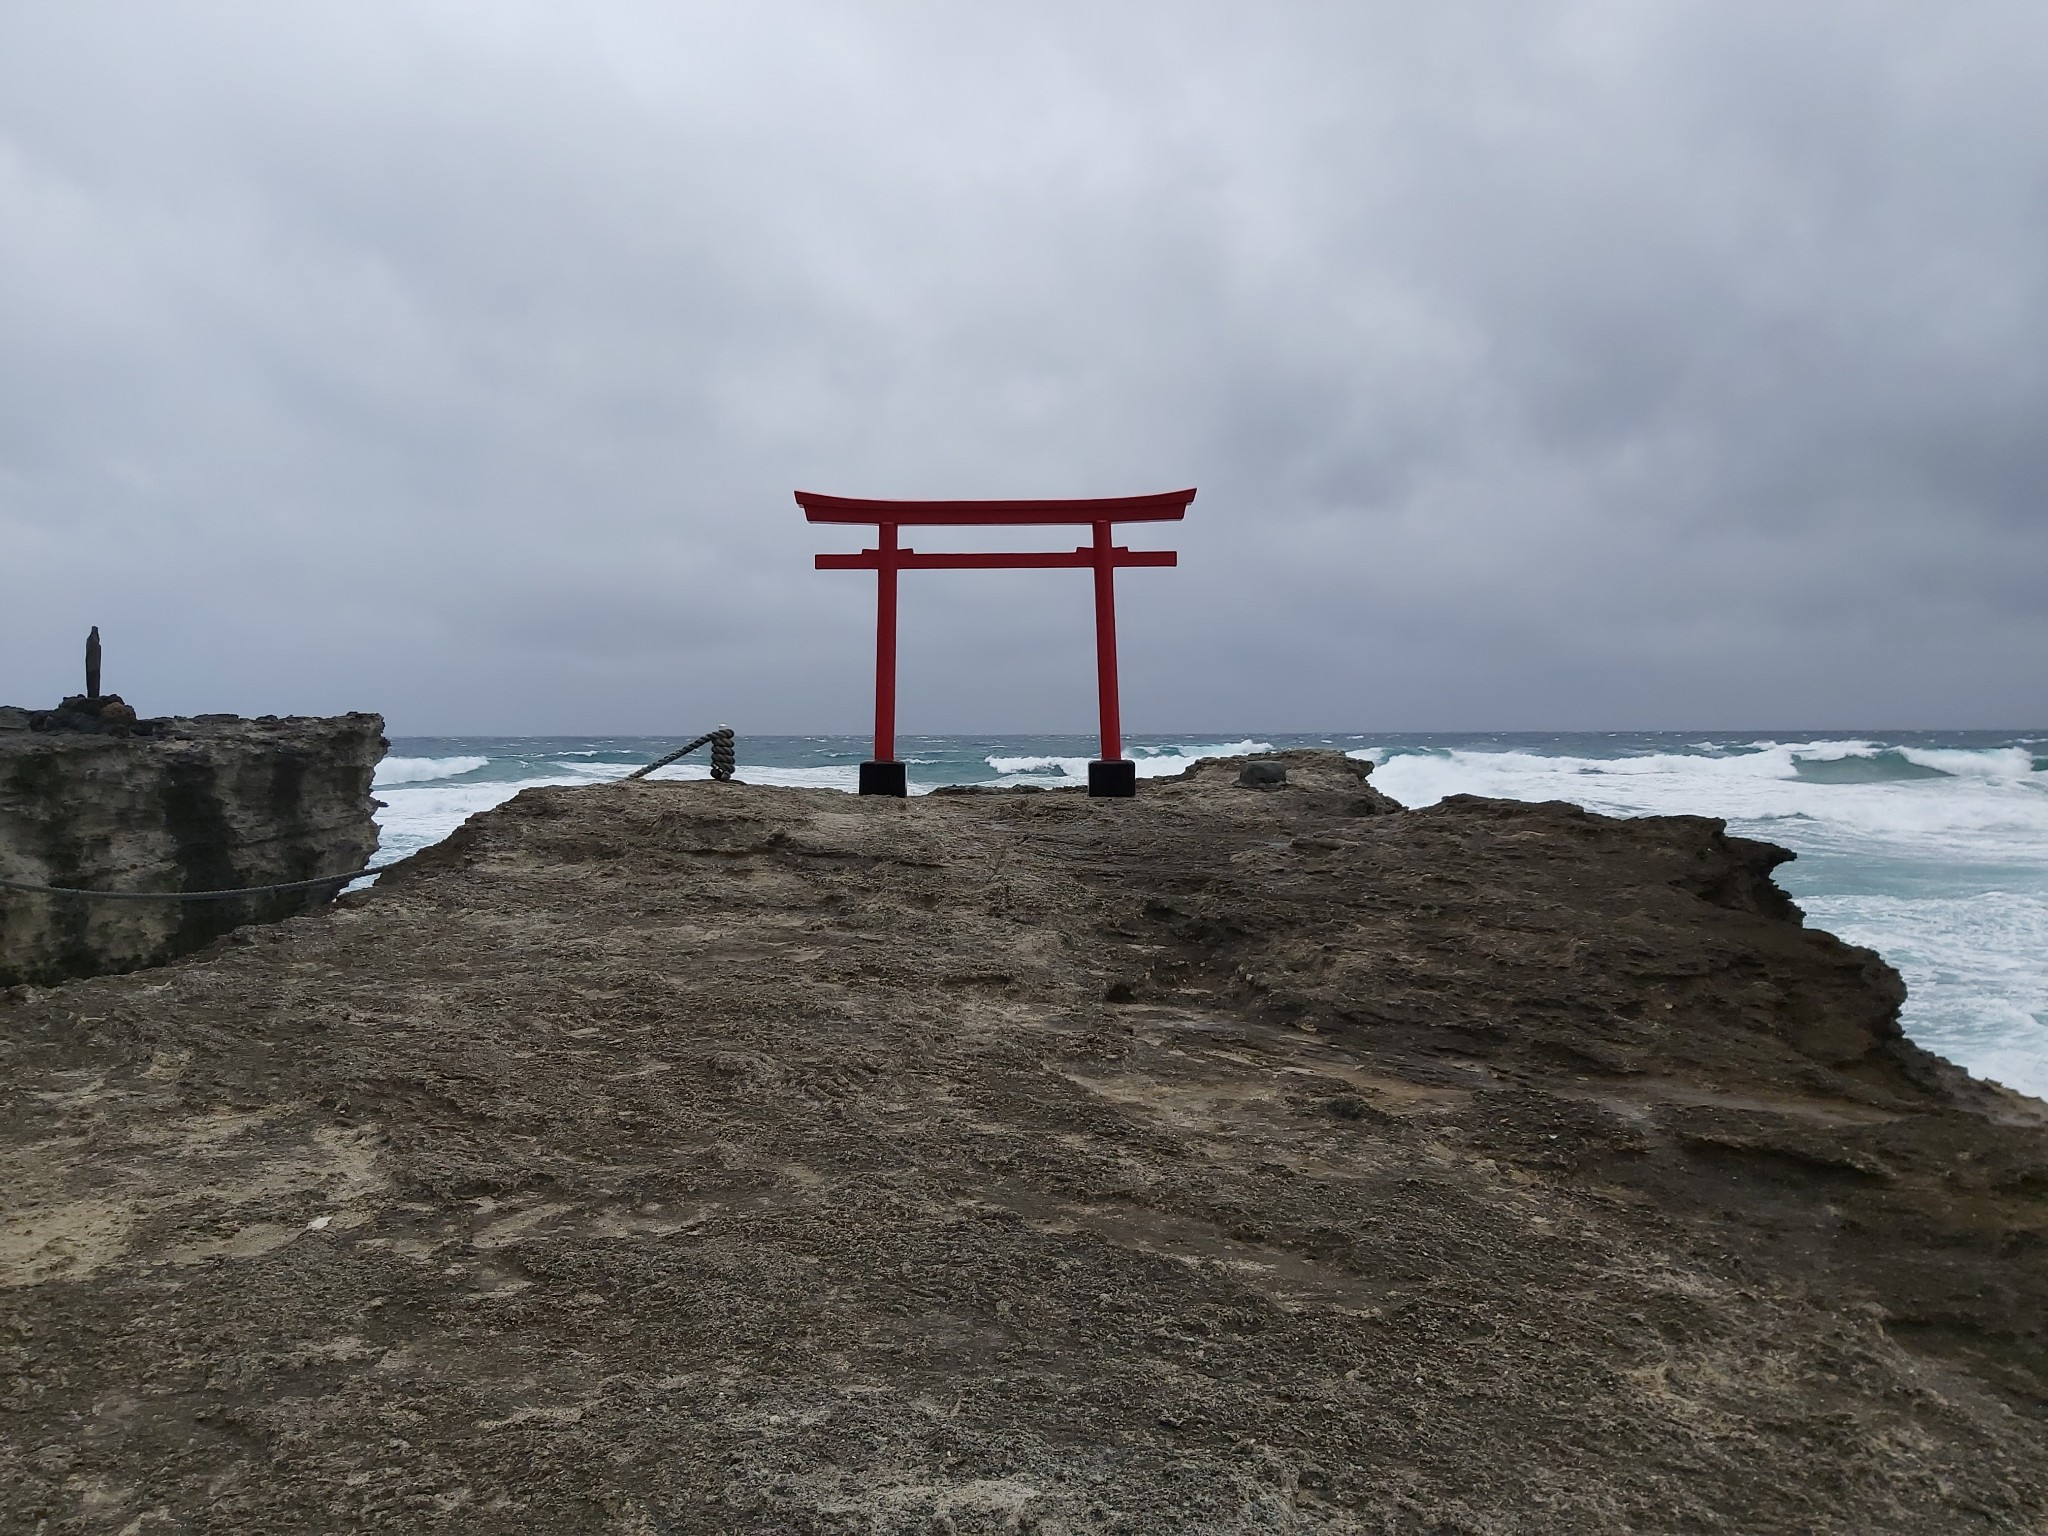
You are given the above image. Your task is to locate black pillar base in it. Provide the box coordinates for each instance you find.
[859,759,908,797]
[1088,759,1137,798]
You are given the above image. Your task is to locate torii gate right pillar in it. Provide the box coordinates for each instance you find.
[1087,519,1136,798]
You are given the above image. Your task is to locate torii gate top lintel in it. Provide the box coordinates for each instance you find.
[797,488,1195,526]
[799,489,1193,797]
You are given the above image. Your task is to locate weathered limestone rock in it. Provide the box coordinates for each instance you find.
[0,712,384,986]
[1237,758,1289,788]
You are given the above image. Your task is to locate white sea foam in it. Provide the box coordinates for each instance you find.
[1802,891,2048,1100]
[1360,742,2048,858]
[985,740,1274,783]
[551,759,640,779]
[374,755,490,786]
[639,761,864,793]
[370,778,548,856]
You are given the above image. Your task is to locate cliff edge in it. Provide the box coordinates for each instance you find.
[0,711,385,986]
[2,751,2043,1532]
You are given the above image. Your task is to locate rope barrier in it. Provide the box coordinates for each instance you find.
[626,725,735,782]
[0,870,376,902]
[0,728,738,902]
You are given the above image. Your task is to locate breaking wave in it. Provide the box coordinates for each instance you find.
[374,755,490,786]
[1357,740,2048,857]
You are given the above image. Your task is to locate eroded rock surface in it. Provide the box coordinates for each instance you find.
[0,712,384,985]
[2,750,2043,1532]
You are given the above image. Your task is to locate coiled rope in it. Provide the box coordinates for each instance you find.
[0,727,738,902]
[626,725,734,782]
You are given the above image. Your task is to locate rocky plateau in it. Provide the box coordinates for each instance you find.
[2,749,2044,1533]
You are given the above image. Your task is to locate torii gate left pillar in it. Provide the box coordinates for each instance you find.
[801,490,1194,797]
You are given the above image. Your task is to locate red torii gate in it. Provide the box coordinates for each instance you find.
[800,489,1194,797]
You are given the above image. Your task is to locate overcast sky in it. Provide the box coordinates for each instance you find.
[2,2,2044,735]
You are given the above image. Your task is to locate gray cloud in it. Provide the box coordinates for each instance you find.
[3,1,2044,733]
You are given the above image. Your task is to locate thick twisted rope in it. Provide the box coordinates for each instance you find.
[2,729,738,902]
[625,725,735,782]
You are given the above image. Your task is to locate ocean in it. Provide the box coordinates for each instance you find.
[367,731,2048,1102]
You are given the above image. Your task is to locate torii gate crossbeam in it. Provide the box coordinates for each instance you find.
[800,489,1194,797]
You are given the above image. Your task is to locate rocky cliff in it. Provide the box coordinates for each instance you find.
[0,711,384,986]
[1,750,2043,1532]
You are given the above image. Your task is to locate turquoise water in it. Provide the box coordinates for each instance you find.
[368,730,2048,1101]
